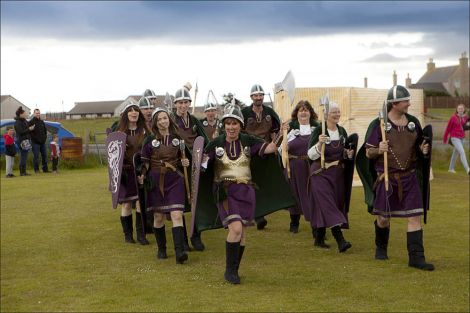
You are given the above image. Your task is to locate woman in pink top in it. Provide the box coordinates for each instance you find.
[443,103,469,174]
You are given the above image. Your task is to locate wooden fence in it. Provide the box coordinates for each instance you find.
[424,96,469,109]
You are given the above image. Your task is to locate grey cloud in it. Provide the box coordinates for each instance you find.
[361,53,408,63]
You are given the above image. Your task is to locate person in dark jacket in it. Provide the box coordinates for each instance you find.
[29,109,49,173]
[14,106,34,176]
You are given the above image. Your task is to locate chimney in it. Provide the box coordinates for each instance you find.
[393,70,397,86]
[405,73,412,88]
[364,77,368,88]
[427,58,435,72]
[460,52,468,68]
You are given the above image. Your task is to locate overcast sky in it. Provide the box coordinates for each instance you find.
[1,1,469,113]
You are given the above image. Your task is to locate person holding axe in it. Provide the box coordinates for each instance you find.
[172,84,209,251]
[356,85,434,271]
[140,108,191,264]
[241,84,282,230]
[307,101,356,253]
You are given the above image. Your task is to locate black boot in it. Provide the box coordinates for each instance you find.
[120,215,135,244]
[153,226,167,259]
[314,227,330,248]
[289,214,300,233]
[182,216,191,252]
[311,227,316,239]
[331,226,352,253]
[224,241,241,284]
[145,212,154,234]
[236,245,245,272]
[190,230,205,251]
[172,226,188,264]
[407,229,434,271]
[256,216,268,230]
[375,221,389,260]
[135,212,150,245]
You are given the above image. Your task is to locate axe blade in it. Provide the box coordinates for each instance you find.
[281,70,295,104]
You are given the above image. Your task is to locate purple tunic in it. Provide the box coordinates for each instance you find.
[308,140,348,228]
[366,123,423,217]
[141,135,186,213]
[174,114,198,150]
[286,134,312,220]
[207,139,265,228]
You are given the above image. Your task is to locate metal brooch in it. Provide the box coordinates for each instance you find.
[265,115,271,122]
[325,137,331,145]
[216,147,225,157]
[385,122,392,132]
[407,121,416,132]
[203,120,208,127]
[243,146,250,156]
[152,139,160,148]
[293,129,300,136]
[172,138,180,147]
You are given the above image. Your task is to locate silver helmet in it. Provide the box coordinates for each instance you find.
[174,87,192,103]
[138,96,153,109]
[120,98,139,115]
[387,85,411,103]
[222,102,244,126]
[151,107,169,122]
[250,84,264,96]
[143,89,157,99]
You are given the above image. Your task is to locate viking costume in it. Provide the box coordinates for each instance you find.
[195,104,295,284]
[141,108,190,263]
[307,116,355,253]
[356,85,434,271]
[172,86,209,252]
[241,84,282,230]
[285,119,320,232]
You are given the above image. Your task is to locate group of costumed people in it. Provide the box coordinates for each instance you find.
[107,83,434,285]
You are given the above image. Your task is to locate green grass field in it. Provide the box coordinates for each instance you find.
[1,160,469,312]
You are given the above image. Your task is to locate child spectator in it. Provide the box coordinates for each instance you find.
[3,127,16,178]
[50,134,60,174]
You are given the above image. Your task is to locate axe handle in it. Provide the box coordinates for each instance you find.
[282,128,290,178]
[380,119,389,191]
[181,150,191,202]
[321,117,326,169]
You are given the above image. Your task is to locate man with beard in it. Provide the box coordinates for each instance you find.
[241,84,282,230]
[200,101,222,140]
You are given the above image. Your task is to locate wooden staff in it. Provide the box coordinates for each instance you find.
[379,112,389,191]
[281,91,291,178]
[320,103,326,169]
[180,140,191,202]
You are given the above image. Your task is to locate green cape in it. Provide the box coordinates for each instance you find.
[308,124,348,148]
[195,133,296,232]
[241,104,281,126]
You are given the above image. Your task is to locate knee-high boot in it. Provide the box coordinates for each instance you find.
[172,226,188,264]
[153,226,167,259]
[182,216,191,252]
[289,214,300,233]
[236,244,245,272]
[407,229,434,271]
[120,215,135,244]
[224,241,241,284]
[375,221,389,260]
[331,226,352,253]
[135,212,149,245]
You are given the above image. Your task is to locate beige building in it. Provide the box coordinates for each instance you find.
[0,95,31,119]
[409,52,469,96]
[67,100,123,119]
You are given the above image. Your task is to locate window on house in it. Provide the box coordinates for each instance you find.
[454,79,461,89]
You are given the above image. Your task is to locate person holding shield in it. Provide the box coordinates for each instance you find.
[356,85,434,271]
[140,108,190,264]
[307,101,356,253]
[115,103,150,244]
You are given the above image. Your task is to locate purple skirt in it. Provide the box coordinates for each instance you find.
[216,183,256,228]
[286,158,312,220]
[308,164,348,228]
[373,171,423,218]
[146,169,185,213]
[118,168,139,204]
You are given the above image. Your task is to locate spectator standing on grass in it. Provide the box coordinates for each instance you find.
[3,127,16,178]
[14,106,34,176]
[50,134,60,174]
[29,109,49,173]
[443,103,470,175]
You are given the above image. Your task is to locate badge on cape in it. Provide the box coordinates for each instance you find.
[325,137,331,145]
[152,139,160,148]
[266,115,272,122]
[202,120,209,127]
[243,146,250,156]
[385,122,392,132]
[216,147,225,157]
[218,122,223,129]
[172,138,180,147]
[293,129,300,136]
[407,121,416,132]
[310,126,316,132]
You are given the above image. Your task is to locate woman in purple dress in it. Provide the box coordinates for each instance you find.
[141,108,190,264]
[201,104,281,284]
[307,102,355,253]
[116,103,150,245]
[284,100,319,233]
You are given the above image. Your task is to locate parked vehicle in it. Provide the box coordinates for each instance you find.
[0,119,75,154]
